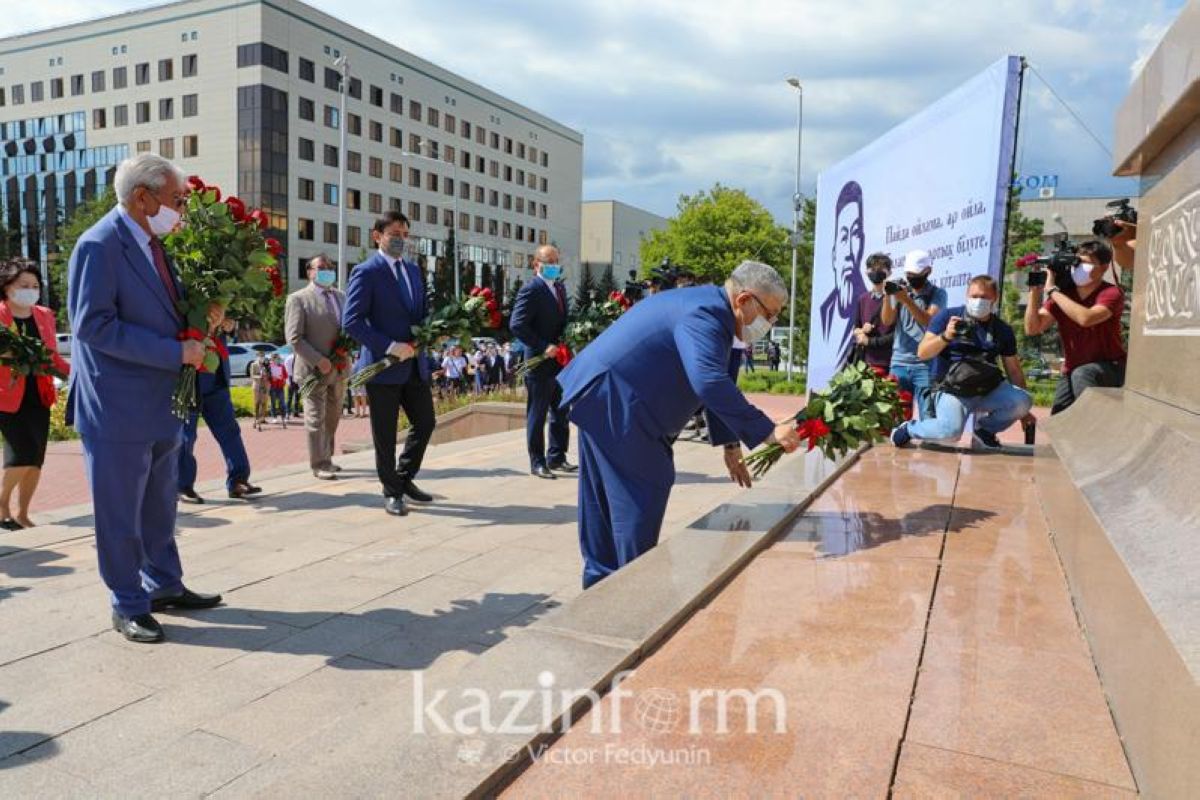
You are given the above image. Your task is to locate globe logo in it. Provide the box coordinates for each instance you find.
[633,687,682,735]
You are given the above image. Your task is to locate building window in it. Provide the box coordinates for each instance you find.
[323,222,338,244]
[299,58,315,82]
[473,186,483,203]
[113,67,127,90]
[444,113,456,133]
[324,105,339,129]
[298,218,314,240]
[182,94,198,117]
[489,190,498,207]
[408,168,420,188]
[50,78,63,100]
[159,98,174,120]
[390,197,403,212]
[461,119,471,138]
[369,193,382,213]
[477,156,486,174]
[541,152,549,168]
[136,140,151,153]
[159,137,175,159]
[444,177,454,196]
[428,108,439,128]
[92,108,106,129]
[504,137,513,154]
[323,144,339,167]
[158,59,173,81]
[136,63,150,85]
[427,205,438,225]
[409,133,421,152]
[71,74,85,96]
[324,67,341,91]
[516,225,524,241]
[408,201,421,220]
[540,177,548,193]
[347,225,361,247]
[182,54,198,78]
[460,150,470,169]
[488,219,498,236]
[238,43,289,73]
[390,127,402,148]
[409,100,421,119]
[459,212,469,232]
[516,197,524,214]
[8,85,20,105]
[346,189,361,210]
[369,84,383,107]
[518,142,526,159]
[502,222,511,239]
[348,151,361,173]
[442,208,453,227]
[490,132,500,149]
[299,97,314,121]
[369,156,383,178]
[349,77,362,100]
[136,101,150,124]
[114,104,128,126]
[348,113,361,136]
[31,81,44,102]
[323,183,338,205]
[476,125,485,144]
[475,215,484,233]
[183,135,199,158]
[444,144,456,164]
[299,137,314,161]
[503,193,512,210]
[369,120,383,142]
[426,172,438,192]
[237,83,289,235]
[390,162,403,182]
[390,92,403,114]
[298,178,314,201]
[91,70,106,92]
[491,161,500,179]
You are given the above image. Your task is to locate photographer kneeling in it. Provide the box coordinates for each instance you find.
[1024,241,1126,415]
[891,275,1032,451]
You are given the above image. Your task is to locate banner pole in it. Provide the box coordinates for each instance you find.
[997,56,1028,308]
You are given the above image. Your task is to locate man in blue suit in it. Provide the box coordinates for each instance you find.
[510,245,575,479]
[342,211,436,517]
[67,153,222,643]
[558,260,802,588]
[177,318,260,504]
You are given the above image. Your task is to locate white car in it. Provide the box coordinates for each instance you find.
[56,333,72,359]
[227,342,279,377]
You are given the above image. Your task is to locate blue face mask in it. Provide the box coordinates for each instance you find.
[541,264,562,280]
[315,269,337,287]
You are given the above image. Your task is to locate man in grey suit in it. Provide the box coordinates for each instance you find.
[285,254,348,480]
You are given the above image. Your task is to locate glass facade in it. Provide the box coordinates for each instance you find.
[0,110,127,263]
[237,84,289,248]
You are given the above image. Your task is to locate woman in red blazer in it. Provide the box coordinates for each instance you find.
[0,259,70,530]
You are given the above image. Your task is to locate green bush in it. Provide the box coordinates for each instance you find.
[738,370,806,396]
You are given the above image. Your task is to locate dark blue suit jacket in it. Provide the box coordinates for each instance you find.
[558,285,775,449]
[509,277,567,359]
[67,207,185,442]
[342,251,431,385]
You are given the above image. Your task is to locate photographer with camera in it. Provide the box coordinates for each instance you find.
[881,249,946,420]
[1024,240,1126,415]
[891,275,1032,450]
[851,252,896,370]
[1093,198,1137,272]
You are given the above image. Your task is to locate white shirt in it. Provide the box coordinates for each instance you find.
[381,248,415,302]
[442,355,467,379]
[116,205,156,277]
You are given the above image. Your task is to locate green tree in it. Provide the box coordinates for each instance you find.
[595,265,617,299]
[260,295,287,343]
[639,184,791,285]
[48,188,117,328]
[0,221,18,259]
[574,265,597,311]
[1000,187,1049,362]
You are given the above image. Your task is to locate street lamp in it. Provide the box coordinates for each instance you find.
[785,77,803,382]
[334,55,350,291]
[404,137,461,299]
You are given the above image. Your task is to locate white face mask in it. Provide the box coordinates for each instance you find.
[9,288,40,307]
[742,314,772,343]
[1071,263,1095,285]
[965,297,992,319]
[147,202,181,236]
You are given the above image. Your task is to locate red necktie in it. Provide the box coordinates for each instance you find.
[554,283,565,314]
[148,237,180,306]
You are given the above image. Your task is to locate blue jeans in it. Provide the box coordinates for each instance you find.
[890,362,935,420]
[906,382,1033,442]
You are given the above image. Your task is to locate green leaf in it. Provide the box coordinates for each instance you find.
[202,351,220,373]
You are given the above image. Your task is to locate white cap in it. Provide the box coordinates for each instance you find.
[904,249,933,274]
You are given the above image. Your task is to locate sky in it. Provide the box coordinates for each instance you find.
[0,0,1185,224]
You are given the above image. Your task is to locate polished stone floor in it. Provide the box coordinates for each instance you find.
[505,446,1138,798]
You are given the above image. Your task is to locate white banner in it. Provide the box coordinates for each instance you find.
[805,55,1022,391]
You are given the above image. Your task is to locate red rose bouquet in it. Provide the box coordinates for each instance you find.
[514,290,631,380]
[297,331,356,401]
[743,361,906,478]
[0,322,70,407]
[348,286,501,389]
[164,176,282,419]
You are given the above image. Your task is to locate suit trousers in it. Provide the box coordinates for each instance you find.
[303,378,346,470]
[178,385,251,492]
[365,372,436,497]
[83,435,185,616]
[524,364,569,470]
[576,428,674,589]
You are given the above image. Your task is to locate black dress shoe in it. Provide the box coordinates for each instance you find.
[151,588,223,612]
[112,611,165,643]
[402,481,433,503]
[0,518,24,531]
[532,465,557,480]
[385,496,409,516]
[548,460,578,473]
[179,489,205,505]
[228,482,262,499]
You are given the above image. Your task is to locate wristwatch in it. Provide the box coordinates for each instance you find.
[724,443,741,452]
[940,333,953,343]
[1046,286,1060,299]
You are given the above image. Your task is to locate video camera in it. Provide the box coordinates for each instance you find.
[1018,234,1080,291]
[649,258,683,290]
[623,269,645,303]
[1092,198,1137,239]
[883,276,908,295]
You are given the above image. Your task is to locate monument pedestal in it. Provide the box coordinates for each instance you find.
[1037,6,1200,797]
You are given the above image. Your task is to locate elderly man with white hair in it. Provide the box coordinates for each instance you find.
[557,260,803,588]
[67,153,222,644]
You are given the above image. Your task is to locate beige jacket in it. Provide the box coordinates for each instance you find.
[284,283,346,385]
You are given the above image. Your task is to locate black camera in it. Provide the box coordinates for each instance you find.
[1024,236,1080,291]
[1092,198,1137,239]
[952,316,977,340]
[883,277,908,296]
[623,269,644,303]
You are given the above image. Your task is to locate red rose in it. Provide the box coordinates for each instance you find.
[177,328,206,342]
[212,337,230,360]
[554,344,572,367]
[480,287,494,299]
[225,196,247,222]
[248,209,270,231]
[797,417,832,451]
[266,266,284,297]
[186,175,206,193]
[265,237,283,258]
[1015,253,1039,269]
[209,186,222,202]
[489,312,502,329]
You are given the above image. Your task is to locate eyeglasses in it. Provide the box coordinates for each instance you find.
[749,293,780,324]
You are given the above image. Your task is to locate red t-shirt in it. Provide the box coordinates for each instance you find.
[1045,283,1126,373]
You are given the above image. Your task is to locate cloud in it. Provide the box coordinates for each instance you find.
[1,0,1185,219]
